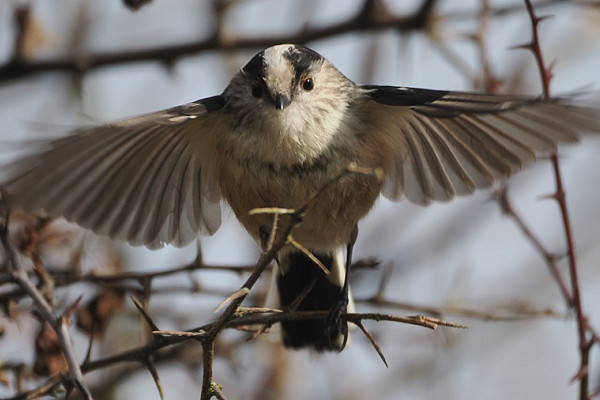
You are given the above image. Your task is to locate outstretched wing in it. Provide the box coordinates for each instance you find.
[3,96,227,249]
[361,86,600,205]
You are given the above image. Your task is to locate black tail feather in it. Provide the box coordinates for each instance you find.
[277,250,346,351]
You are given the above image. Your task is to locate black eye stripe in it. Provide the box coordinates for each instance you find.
[284,45,322,82]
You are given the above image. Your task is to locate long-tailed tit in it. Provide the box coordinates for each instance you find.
[3,44,599,351]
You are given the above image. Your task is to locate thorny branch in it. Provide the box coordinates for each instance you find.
[523,2,595,399]
[196,163,383,400]
[1,1,599,399]
[0,165,463,400]
[0,0,436,83]
[0,0,582,84]
[7,309,462,400]
[492,2,598,400]
[0,192,92,399]
[0,258,257,306]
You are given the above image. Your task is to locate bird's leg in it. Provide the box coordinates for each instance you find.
[341,224,358,310]
[325,224,358,351]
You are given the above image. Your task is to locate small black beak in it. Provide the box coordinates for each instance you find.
[273,93,290,110]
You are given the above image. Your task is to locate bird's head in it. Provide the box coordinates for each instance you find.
[224,44,359,164]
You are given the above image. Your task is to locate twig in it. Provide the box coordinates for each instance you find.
[495,186,572,305]
[0,301,466,399]
[0,0,439,83]
[197,163,377,399]
[0,192,92,400]
[2,374,64,400]
[0,0,579,85]
[362,296,568,321]
[5,307,464,400]
[2,2,597,398]
[444,0,582,21]
[518,2,593,399]
[0,260,259,305]
[197,211,298,400]
[152,311,466,342]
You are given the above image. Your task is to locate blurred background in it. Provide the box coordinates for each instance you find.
[1,0,600,399]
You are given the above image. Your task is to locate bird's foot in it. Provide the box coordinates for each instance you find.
[325,295,349,351]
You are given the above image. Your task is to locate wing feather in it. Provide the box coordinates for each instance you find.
[3,97,226,248]
[363,86,600,204]
[411,115,477,196]
[403,117,455,202]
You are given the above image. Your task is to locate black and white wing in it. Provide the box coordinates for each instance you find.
[361,86,600,205]
[2,96,227,249]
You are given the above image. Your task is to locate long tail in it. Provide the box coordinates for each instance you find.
[268,247,353,351]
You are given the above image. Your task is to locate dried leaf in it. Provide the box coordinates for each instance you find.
[76,287,125,335]
[34,323,68,376]
[18,9,49,59]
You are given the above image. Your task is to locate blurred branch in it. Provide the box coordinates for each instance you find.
[523,3,595,399]
[0,260,255,307]
[499,2,598,399]
[0,254,376,307]
[196,163,382,399]
[360,295,569,321]
[1,1,598,399]
[495,186,573,305]
[75,309,462,375]
[0,0,582,85]
[443,0,589,21]
[0,164,389,400]
[13,6,30,62]
[0,193,92,399]
[5,374,64,400]
[0,0,433,83]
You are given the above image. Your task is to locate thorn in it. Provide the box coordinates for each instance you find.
[355,321,388,368]
[287,236,329,276]
[83,320,95,364]
[569,364,589,384]
[63,295,83,322]
[537,192,557,201]
[535,14,553,24]
[509,42,534,51]
[214,287,250,313]
[545,63,555,82]
[288,278,317,312]
[131,296,160,331]
[145,356,165,400]
[464,32,479,43]
[422,316,469,329]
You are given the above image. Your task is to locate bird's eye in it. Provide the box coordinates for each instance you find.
[301,77,314,91]
[251,83,263,98]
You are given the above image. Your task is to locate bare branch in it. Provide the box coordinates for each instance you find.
[494,186,572,305]
[0,192,92,400]
[0,0,440,83]
[517,2,595,399]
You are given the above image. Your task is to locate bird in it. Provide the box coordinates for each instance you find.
[2,44,599,351]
